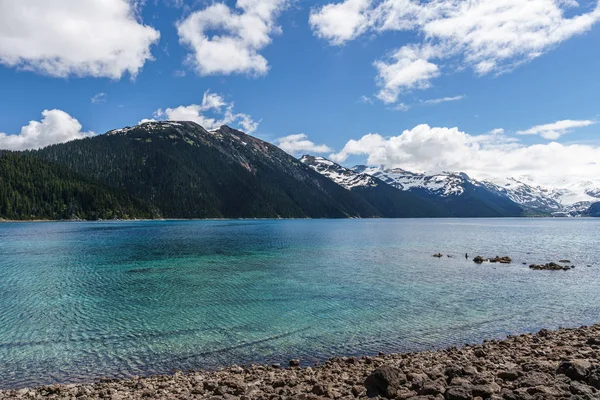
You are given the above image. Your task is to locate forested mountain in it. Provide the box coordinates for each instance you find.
[6,121,593,221]
[27,122,381,219]
[0,152,157,221]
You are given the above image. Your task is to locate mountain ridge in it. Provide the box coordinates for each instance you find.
[1,121,597,220]
[351,163,599,217]
[27,121,382,219]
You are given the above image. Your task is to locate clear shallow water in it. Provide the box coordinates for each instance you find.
[0,219,599,389]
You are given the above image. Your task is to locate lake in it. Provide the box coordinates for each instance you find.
[0,219,599,389]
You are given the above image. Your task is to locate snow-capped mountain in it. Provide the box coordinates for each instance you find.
[484,177,600,216]
[353,165,475,197]
[352,164,600,217]
[299,155,450,217]
[548,180,600,205]
[300,155,378,190]
[303,157,523,217]
[481,178,563,213]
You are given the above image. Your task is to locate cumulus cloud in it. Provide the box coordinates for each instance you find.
[311,0,600,102]
[0,110,95,150]
[152,90,259,133]
[374,45,440,103]
[309,0,372,45]
[328,123,600,187]
[177,0,288,76]
[516,119,596,140]
[275,134,333,154]
[0,0,160,79]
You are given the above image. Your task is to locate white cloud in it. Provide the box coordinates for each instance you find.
[275,133,332,154]
[309,0,372,45]
[91,93,107,104]
[421,95,465,105]
[374,45,440,103]
[0,0,160,79]
[0,110,95,150]
[177,0,288,76]
[311,0,600,102]
[489,128,505,135]
[152,90,259,133]
[328,123,600,187]
[517,119,596,140]
[393,103,411,112]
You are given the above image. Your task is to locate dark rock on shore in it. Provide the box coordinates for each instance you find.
[1,325,599,399]
[432,253,443,258]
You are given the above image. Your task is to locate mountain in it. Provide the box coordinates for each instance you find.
[26,121,381,219]
[300,155,449,217]
[0,151,157,221]
[480,178,562,214]
[586,202,600,217]
[482,177,600,216]
[352,165,524,217]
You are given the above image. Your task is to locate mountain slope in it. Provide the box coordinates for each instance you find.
[30,122,380,219]
[353,166,524,217]
[481,178,561,214]
[587,202,600,217]
[301,156,449,217]
[0,152,157,221]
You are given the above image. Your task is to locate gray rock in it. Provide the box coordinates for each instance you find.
[471,382,500,397]
[419,379,446,395]
[444,385,472,400]
[517,371,553,387]
[587,367,600,389]
[557,360,592,381]
[364,365,407,398]
[497,369,520,381]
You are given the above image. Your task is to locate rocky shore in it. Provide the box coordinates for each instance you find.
[2,325,599,400]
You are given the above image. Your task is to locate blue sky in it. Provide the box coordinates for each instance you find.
[1,0,600,186]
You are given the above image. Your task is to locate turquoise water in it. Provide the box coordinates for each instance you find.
[0,219,599,388]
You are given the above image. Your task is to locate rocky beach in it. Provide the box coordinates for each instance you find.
[1,325,599,400]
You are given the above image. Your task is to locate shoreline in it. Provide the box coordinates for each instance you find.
[1,325,598,399]
[1,216,595,224]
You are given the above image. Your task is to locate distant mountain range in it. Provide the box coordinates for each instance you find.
[304,156,600,217]
[305,157,524,218]
[0,121,598,220]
